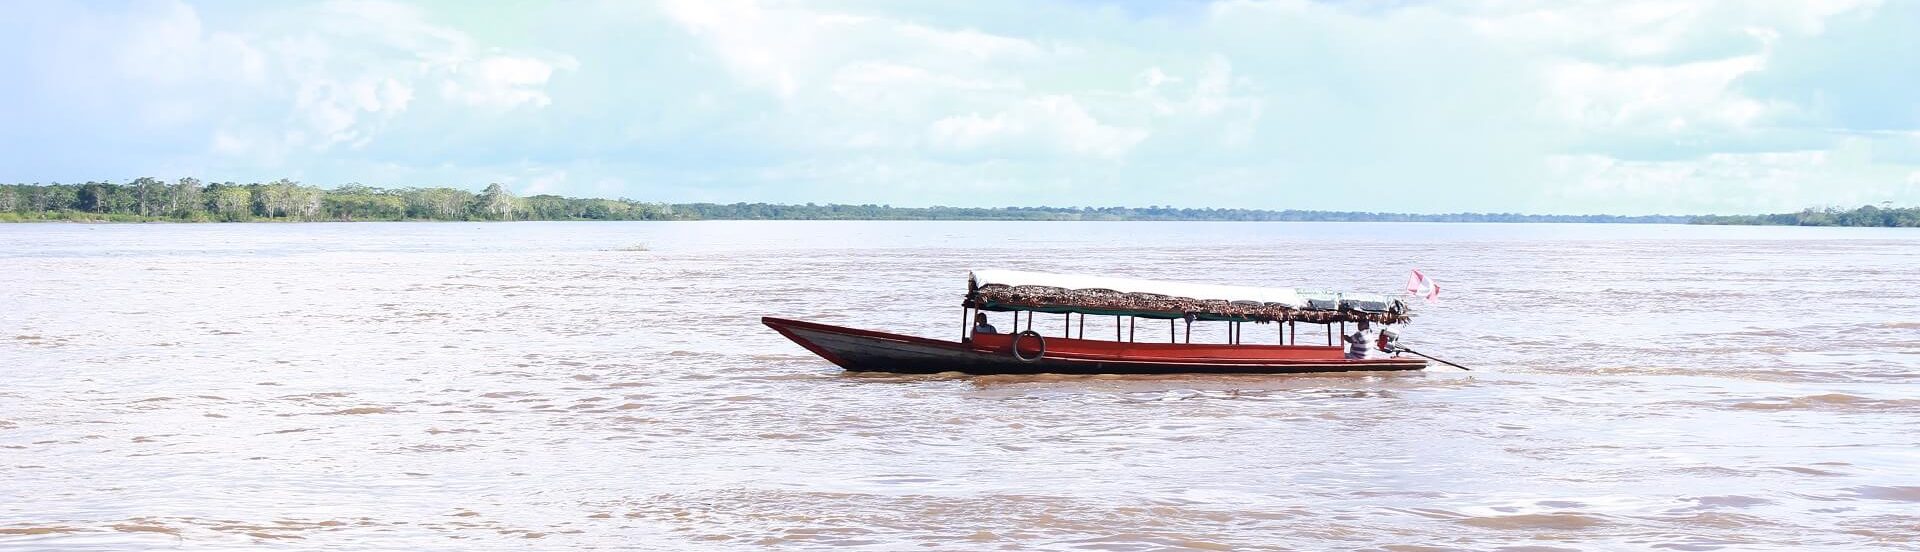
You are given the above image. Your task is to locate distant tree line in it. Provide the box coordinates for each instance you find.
[1691,205,1920,227]
[0,179,1909,225]
[666,202,1698,223]
[0,179,673,222]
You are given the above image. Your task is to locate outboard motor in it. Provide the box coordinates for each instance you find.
[1376,329,1401,356]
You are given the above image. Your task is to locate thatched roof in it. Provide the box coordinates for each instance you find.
[963,270,1412,324]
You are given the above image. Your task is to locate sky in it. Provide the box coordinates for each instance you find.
[2,0,1918,214]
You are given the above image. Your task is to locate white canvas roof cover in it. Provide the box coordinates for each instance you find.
[970,269,1324,307]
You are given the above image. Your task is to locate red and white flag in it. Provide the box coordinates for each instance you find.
[1406,269,1440,302]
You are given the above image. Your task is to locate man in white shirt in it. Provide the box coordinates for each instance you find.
[1345,320,1373,359]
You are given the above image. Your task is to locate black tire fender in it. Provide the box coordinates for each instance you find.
[1012,330,1046,362]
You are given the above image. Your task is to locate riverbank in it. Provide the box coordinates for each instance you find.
[1692,205,1920,227]
[4,181,1914,226]
[1,180,1697,224]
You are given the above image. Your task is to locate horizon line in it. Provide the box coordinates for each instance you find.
[10,179,1908,218]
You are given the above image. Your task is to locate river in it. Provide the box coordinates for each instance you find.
[2,221,1917,550]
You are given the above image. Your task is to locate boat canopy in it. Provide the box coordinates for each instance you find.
[965,269,1410,324]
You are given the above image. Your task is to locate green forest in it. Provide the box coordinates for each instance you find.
[0,179,671,222]
[0,179,1911,225]
[1691,205,1920,227]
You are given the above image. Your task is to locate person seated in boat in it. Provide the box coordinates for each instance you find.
[972,312,998,335]
[1345,320,1373,360]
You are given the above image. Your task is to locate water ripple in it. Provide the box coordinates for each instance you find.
[2,222,1918,550]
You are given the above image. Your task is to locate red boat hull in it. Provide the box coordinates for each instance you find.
[763,317,1428,375]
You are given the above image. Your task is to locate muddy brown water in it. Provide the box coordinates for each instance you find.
[2,221,1917,551]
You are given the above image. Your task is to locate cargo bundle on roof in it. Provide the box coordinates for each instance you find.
[963,269,1411,324]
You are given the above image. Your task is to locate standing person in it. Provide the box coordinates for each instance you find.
[972,312,998,335]
[1345,320,1373,359]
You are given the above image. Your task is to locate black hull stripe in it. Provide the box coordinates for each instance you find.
[783,325,1427,375]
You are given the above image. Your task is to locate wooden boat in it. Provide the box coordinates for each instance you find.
[764,270,1429,375]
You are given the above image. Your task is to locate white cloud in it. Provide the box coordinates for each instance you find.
[114,1,265,87]
[1541,54,1773,132]
[1546,151,1822,211]
[666,2,1046,76]
[209,129,250,157]
[894,24,1045,60]
[658,0,1270,164]
[1543,137,1917,213]
[442,55,572,109]
[658,0,821,99]
[1460,0,1881,60]
[929,95,1149,159]
[312,0,475,65]
[5,0,1917,213]
[67,0,575,156]
[830,62,1020,99]
[1130,55,1261,146]
[659,0,1051,106]
[518,168,568,196]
